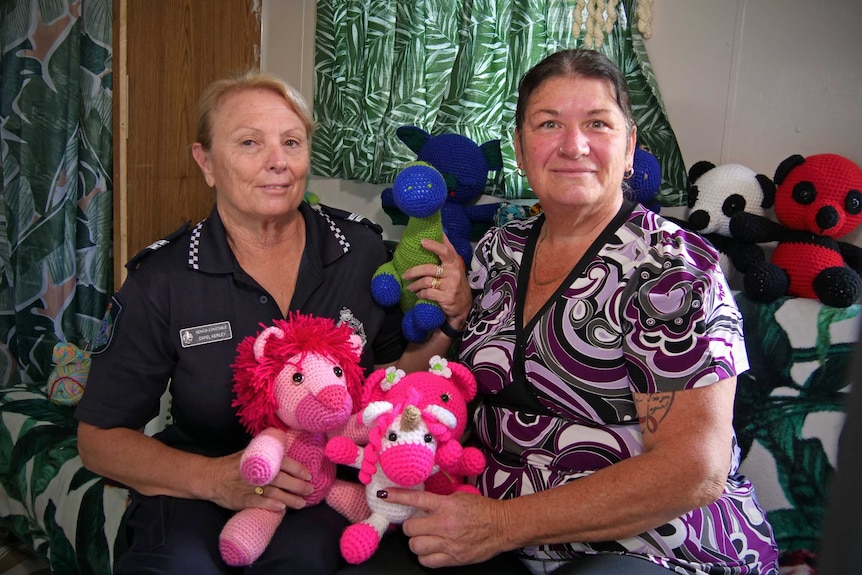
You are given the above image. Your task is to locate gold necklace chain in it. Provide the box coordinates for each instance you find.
[531,231,573,286]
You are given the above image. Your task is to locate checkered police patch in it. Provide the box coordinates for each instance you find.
[91,295,124,356]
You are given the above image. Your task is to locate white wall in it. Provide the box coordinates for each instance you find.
[648,0,862,173]
[261,0,862,244]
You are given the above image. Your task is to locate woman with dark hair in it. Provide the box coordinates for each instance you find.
[380,49,780,575]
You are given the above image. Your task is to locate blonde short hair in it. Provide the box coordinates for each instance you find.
[195,69,315,150]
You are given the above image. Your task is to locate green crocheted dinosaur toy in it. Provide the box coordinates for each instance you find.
[371,161,447,342]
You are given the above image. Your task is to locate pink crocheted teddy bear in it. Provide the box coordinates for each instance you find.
[218,313,369,567]
[326,357,485,564]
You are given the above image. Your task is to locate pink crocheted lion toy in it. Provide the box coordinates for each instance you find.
[325,357,485,564]
[218,312,369,567]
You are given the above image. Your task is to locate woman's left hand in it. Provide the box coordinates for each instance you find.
[379,488,510,568]
[402,234,473,326]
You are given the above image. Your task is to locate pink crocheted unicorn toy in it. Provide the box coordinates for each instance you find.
[358,356,485,495]
[218,312,369,567]
[325,357,485,564]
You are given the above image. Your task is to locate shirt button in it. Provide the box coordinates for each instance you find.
[259,295,268,304]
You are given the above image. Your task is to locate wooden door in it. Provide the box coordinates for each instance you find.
[113,0,260,286]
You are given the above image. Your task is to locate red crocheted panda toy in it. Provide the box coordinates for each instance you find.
[729,153,862,307]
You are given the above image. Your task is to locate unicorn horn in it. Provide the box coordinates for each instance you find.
[401,405,422,431]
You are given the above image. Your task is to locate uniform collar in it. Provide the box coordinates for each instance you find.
[188,203,351,275]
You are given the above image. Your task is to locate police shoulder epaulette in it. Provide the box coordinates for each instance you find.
[125,221,191,271]
[318,204,383,235]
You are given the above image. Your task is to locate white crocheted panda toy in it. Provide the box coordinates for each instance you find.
[676,161,776,285]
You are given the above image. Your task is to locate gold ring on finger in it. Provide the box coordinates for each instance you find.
[430,277,441,290]
[254,486,265,496]
[434,265,444,279]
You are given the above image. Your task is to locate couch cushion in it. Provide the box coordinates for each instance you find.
[0,383,128,573]
[733,293,861,560]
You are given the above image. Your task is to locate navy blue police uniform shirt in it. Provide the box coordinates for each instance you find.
[75,202,405,457]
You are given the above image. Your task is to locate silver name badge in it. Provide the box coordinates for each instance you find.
[179,321,233,348]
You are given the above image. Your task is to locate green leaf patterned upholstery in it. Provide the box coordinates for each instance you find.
[734,293,861,560]
[0,383,126,574]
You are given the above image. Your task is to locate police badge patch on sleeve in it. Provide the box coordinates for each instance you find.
[91,295,124,356]
[337,307,367,347]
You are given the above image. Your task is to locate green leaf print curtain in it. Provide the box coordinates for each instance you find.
[0,0,113,388]
[313,0,687,205]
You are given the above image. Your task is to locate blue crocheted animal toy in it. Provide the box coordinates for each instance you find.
[629,143,662,213]
[382,126,504,264]
[372,161,447,343]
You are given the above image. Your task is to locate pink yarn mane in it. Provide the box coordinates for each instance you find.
[231,313,365,436]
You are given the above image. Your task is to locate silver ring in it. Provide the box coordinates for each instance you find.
[434,265,444,279]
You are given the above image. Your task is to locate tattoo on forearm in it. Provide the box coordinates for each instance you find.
[639,392,675,433]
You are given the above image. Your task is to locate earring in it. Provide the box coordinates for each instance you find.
[624,168,634,179]
[516,166,526,177]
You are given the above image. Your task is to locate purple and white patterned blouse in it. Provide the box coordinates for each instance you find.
[459,202,779,574]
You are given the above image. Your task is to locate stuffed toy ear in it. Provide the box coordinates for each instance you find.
[346,334,361,355]
[359,367,395,407]
[756,175,776,209]
[396,125,431,154]
[362,401,394,427]
[479,139,504,171]
[447,361,478,402]
[773,154,806,186]
[253,325,284,362]
[424,404,457,430]
[688,160,716,187]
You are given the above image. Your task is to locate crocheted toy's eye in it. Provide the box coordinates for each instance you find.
[333,366,343,377]
[388,432,397,442]
[292,373,304,384]
[792,181,816,205]
[721,193,746,217]
[424,434,433,443]
[686,186,699,209]
[440,393,451,403]
[846,189,862,215]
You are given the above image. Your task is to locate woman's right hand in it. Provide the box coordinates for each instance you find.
[403,233,473,326]
[79,423,315,512]
[212,451,314,512]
